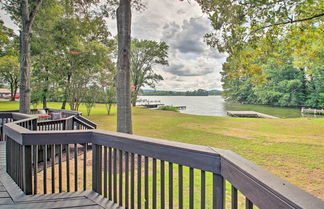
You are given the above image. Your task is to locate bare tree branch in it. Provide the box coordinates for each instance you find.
[252,13,324,34]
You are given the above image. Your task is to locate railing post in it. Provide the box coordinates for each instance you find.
[92,144,102,193]
[23,145,33,195]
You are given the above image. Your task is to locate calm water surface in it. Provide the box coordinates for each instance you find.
[138,96,319,118]
[139,96,228,117]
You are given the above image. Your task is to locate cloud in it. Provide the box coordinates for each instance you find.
[166,57,217,76]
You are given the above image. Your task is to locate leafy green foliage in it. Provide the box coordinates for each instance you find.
[83,85,99,116]
[131,39,168,106]
[202,0,324,108]
[0,20,19,101]
[158,105,179,112]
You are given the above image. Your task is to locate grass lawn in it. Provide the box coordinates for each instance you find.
[1,101,323,200]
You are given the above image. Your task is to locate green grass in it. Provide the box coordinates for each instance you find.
[1,101,323,200]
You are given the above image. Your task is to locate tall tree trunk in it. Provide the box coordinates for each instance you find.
[116,0,132,134]
[10,83,15,101]
[19,0,43,113]
[61,73,71,109]
[42,74,48,109]
[13,81,18,102]
[19,22,31,113]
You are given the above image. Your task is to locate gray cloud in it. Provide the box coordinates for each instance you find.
[166,57,217,77]
[162,17,210,54]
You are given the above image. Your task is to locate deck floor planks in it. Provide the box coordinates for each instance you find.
[0,142,123,209]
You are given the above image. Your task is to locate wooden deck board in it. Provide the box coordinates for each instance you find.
[0,142,123,209]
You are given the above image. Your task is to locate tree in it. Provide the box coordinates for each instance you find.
[0,20,19,101]
[103,87,116,115]
[1,0,44,113]
[1,0,111,112]
[0,55,20,100]
[130,39,168,106]
[116,0,132,134]
[83,85,99,116]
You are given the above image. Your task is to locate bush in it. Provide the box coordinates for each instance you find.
[158,105,179,112]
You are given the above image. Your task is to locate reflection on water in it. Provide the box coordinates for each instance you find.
[138,96,323,118]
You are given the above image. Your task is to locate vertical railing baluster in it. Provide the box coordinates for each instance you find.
[201,170,206,209]
[104,146,108,198]
[178,164,183,209]
[119,150,123,206]
[19,144,23,190]
[231,186,238,209]
[23,145,32,195]
[59,144,62,193]
[161,160,165,209]
[74,143,78,191]
[83,143,87,191]
[66,144,70,192]
[125,152,129,208]
[213,174,225,209]
[51,144,55,193]
[246,198,253,209]
[152,158,157,209]
[137,154,142,209]
[92,144,102,194]
[169,162,173,209]
[108,147,112,200]
[113,148,117,202]
[43,145,47,194]
[33,145,38,194]
[145,156,149,209]
[131,153,135,209]
[189,167,194,209]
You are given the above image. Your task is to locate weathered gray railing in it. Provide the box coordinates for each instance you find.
[2,112,324,209]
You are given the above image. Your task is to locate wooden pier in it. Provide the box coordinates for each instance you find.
[139,103,164,108]
[227,111,279,119]
[301,107,324,115]
[174,106,186,110]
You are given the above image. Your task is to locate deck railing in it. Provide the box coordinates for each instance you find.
[1,111,323,209]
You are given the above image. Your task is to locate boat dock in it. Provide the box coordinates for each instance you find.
[301,107,324,115]
[174,106,186,110]
[140,104,164,108]
[227,111,279,119]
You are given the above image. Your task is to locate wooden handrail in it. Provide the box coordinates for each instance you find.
[2,111,324,209]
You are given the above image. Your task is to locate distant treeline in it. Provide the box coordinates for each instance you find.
[141,89,222,96]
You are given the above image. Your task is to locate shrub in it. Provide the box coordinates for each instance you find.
[158,105,179,112]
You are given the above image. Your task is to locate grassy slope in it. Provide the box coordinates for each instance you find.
[1,101,323,199]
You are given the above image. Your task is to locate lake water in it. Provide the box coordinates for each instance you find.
[138,96,320,118]
[138,96,228,117]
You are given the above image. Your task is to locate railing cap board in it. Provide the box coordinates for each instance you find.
[3,123,28,144]
[22,130,92,145]
[93,129,221,173]
[73,117,96,129]
[217,149,324,209]
[46,108,82,116]
[75,115,97,128]
[0,112,13,118]
[11,113,37,121]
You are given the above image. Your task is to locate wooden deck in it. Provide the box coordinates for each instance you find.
[227,111,279,119]
[0,142,122,209]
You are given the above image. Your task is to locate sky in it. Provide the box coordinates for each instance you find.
[0,0,227,91]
